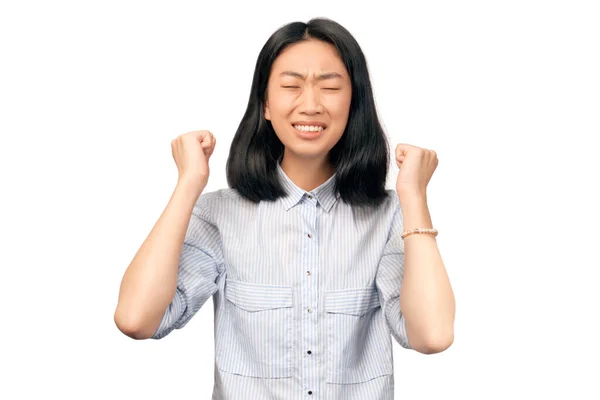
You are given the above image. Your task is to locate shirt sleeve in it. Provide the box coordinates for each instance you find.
[375,193,412,349]
[151,197,224,340]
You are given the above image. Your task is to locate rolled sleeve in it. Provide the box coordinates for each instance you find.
[151,197,224,340]
[375,194,412,349]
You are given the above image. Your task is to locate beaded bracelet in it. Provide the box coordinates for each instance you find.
[401,228,438,239]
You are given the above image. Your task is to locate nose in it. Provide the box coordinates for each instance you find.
[299,86,323,115]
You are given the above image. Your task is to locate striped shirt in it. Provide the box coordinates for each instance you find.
[152,161,412,399]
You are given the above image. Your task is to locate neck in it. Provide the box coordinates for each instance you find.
[280,153,335,192]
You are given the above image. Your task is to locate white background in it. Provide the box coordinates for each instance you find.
[1,0,599,399]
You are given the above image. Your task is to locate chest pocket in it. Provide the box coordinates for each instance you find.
[325,286,393,384]
[216,279,293,378]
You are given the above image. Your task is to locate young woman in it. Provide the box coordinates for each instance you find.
[115,17,455,400]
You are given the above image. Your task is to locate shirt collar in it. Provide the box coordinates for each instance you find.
[277,161,340,212]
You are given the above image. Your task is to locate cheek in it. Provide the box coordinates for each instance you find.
[268,94,296,116]
[326,95,352,121]
[267,100,294,133]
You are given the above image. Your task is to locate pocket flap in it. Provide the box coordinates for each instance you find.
[325,286,381,316]
[225,279,293,312]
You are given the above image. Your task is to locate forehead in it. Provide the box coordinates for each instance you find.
[270,39,348,77]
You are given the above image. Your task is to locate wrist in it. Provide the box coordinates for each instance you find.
[176,176,207,197]
[396,188,427,205]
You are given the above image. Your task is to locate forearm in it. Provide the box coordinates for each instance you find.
[114,178,206,338]
[397,191,455,353]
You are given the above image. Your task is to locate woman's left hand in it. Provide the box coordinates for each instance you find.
[395,143,439,197]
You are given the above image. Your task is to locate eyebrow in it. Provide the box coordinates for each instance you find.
[279,71,343,80]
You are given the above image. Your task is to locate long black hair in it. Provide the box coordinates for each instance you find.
[226,17,391,208]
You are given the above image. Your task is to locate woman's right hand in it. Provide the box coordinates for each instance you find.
[171,130,216,187]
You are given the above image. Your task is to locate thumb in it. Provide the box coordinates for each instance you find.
[395,144,410,162]
[395,143,411,158]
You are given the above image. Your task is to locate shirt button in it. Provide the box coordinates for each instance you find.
[307,270,311,276]
[307,308,312,313]
[307,194,313,199]
[308,391,313,395]
[307,233,312,238]
[307,350,312,354]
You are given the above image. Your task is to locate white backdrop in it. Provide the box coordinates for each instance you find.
[1,0,599,399]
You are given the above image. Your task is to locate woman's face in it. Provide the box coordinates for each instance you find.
[265,39,352,163]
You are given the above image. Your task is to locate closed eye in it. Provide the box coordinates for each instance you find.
[282,86,300,89]
[323,88,341,91]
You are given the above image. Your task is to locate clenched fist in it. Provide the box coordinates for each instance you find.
[171,130,216,188]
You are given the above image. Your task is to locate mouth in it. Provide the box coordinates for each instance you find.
[291,122,327,140]
[292,124,326,131]
[292,124,326,139]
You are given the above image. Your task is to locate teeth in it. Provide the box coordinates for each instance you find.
[293,125,324,132]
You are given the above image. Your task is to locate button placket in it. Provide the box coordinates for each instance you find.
[301,191,319,397]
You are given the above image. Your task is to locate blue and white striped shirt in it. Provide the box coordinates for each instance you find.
[152,161,412,399]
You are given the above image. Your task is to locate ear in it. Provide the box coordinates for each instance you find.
[264,101,271,121]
